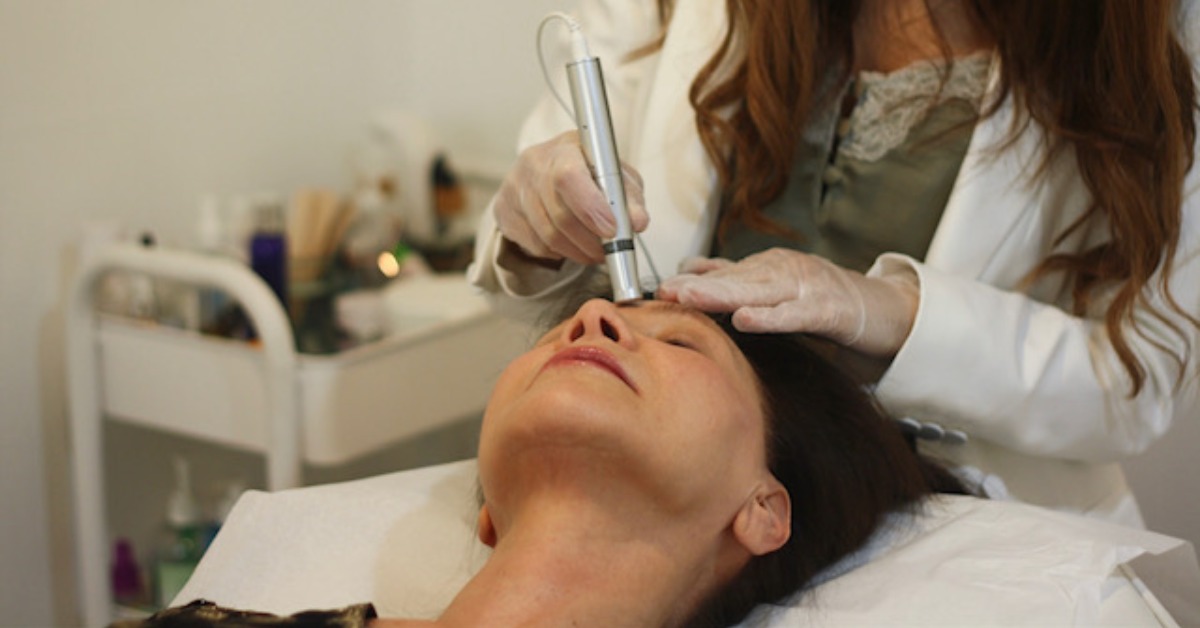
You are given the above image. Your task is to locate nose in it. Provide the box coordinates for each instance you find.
[562,298,636,348]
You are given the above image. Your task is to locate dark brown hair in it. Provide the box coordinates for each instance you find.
[681,319,966,627]
[644,0,1197,395]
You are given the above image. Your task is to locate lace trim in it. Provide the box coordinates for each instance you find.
[839,53,992,162]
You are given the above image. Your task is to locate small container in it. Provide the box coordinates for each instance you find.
[249,198,289,308]
[335,289,387,346]
[110,538,145,606]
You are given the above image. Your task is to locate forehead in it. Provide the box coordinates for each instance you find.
[623,300,723,329]
[628,300,720,326]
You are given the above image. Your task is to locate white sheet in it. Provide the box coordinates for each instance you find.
[176,458,1200,625]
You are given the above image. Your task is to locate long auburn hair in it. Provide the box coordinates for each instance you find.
[643,0,1198,395]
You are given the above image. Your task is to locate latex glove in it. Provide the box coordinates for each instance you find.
[657,248,919,358]
[493,131,649,265]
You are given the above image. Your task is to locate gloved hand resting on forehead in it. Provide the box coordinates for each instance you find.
[657,248,920,358]
[493,131,649,265]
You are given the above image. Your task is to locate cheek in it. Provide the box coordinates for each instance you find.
[653,357,762,450]
[645,357,767,512]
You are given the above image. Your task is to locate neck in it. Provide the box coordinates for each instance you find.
[438,495,726,628]
[854,0,992,73]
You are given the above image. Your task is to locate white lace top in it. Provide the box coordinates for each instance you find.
[841,52,992,162]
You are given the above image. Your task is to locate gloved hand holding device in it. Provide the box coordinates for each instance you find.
[657,248,921,358]
[494,131,648,266]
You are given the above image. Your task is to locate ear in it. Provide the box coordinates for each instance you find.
[476,504,497,548]
[732,479,791,556]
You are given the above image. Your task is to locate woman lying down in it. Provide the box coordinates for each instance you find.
[120,299,1177,627]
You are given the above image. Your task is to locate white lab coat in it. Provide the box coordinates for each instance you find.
[469,0,1200,526]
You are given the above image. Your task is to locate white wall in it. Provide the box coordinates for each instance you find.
[0,1,569,624]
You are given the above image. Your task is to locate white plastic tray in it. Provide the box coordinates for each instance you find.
[97,301,529,465]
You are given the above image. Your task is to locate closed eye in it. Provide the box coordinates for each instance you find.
[663,337,699,351]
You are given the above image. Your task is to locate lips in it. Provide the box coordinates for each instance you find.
[542,346,638,392]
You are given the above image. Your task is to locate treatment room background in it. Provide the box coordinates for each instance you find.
[0,1,1196,625]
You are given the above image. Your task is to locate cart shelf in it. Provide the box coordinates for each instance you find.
[67,243,529,626]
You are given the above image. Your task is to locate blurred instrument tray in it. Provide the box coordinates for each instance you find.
[67,243,529,626]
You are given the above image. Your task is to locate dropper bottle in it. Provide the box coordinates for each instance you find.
[154,456,203,606]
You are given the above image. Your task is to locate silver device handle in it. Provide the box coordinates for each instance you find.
[566,57,642,303]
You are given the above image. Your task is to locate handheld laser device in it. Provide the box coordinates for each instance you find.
[564,36,642,302]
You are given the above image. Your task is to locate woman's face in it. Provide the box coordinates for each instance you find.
[478,298,771,528]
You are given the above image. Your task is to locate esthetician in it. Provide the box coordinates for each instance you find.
[469,0,1200,527]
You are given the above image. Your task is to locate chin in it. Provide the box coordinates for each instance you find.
[494,372,639,428]
[497,398,636,454]
[484,395,655,474]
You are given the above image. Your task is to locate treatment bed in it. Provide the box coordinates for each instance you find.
[176,459,1200,626]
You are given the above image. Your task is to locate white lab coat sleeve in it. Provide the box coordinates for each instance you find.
[868,210,1200,463]
[467,0,659,318]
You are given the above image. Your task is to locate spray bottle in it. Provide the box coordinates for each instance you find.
[154,457,203,607]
